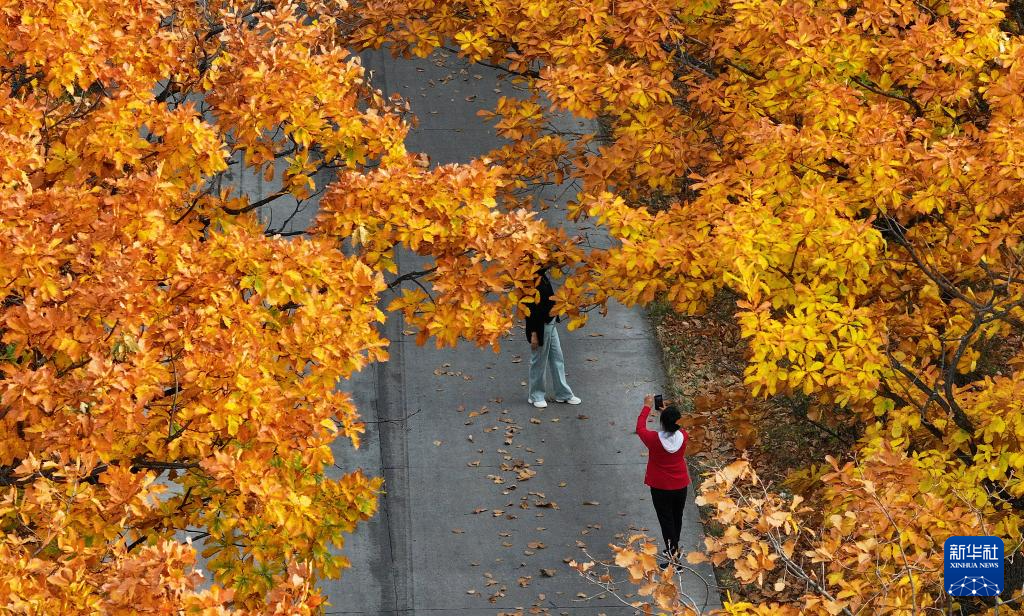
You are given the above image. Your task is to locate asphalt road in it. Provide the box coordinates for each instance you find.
[317,50,722,615]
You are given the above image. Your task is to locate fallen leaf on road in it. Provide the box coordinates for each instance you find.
[518,576,532,587]
[558,481,567,487]
[541,568,556,577]
[501,542,513,547]
[527,541,546,549]
[529,417,541,424]
[467,460,480,467]
[467,589,478,595]
[577,414,589,420]
[523,549,534,556]
[433,440,443,447]
[452,528,465,534]
[583,500,599,506]
[473,507,487,514]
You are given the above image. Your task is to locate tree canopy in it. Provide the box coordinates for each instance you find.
[0,0,572,612]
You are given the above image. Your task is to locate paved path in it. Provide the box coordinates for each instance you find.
[320,50,721,615]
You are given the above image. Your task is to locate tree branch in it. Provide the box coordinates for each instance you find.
[851,75,924,118]
[440,46,541,79]
[387,267,438,290]
[220,190,289,215]
[0,457,201,487]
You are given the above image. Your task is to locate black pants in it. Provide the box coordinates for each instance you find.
[650,486,688,556]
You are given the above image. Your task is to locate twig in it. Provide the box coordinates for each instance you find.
[220,190,289,215]
[851,75,924,117]
[863,475,919,614]
[440,46,541,79]
[360,408,422,425]
[387,268,438,290]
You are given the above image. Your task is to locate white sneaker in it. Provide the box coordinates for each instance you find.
[556,396,582,405]
[530,399,548,408]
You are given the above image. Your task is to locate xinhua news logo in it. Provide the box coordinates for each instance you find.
[944,536,1003,597]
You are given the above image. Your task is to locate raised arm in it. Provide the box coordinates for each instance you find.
[636,396,660,449]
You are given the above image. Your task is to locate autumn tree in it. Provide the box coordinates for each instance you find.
[344,0,1024,612]
[0,0,574,612]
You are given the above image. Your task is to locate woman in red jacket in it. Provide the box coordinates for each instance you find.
[636,394,690,565]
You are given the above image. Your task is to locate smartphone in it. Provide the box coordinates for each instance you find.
[654,394,663,410]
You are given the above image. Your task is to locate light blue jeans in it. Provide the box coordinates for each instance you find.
[529,321,575,403]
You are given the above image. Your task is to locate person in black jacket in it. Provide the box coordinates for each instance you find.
[524,267,580,408]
